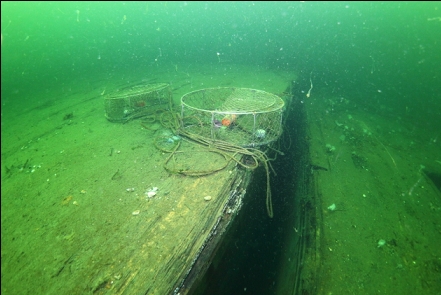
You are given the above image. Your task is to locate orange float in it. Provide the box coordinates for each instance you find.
[221,114,237,126]
[221,118,231,126]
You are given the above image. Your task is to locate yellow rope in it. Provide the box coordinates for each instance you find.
[177,127,275,218]
[151,111,275,218]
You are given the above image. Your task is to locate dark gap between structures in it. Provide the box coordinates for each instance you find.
[189,82,311,295]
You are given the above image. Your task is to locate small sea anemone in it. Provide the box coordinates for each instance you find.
[377,239,386,248]
[327,203,336,211]
[255,129,266,139]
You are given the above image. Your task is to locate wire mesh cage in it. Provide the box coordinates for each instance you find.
[105,83,172,123]
[181,87,284,147]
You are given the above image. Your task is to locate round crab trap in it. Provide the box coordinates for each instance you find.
[180,87,284,147]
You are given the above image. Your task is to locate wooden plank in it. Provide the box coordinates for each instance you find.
[1,65,293,295]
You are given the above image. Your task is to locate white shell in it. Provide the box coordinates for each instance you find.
[150,187,159,192]
[204,196,212,201]
[132,210,140,215]
[147,191,157,198]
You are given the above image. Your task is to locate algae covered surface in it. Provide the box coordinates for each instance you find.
[2,1,441,294]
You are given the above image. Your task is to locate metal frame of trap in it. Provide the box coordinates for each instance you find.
[104,83,172,123]
[180,87,285,147]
